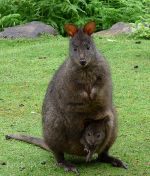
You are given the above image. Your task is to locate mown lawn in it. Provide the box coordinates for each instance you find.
[0,35,150,176]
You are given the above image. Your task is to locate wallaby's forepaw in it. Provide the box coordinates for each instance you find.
[90,87,97,100]
[80,91,88,100]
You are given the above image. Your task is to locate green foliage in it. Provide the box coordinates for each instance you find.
[0,14,21,30]
[0,0,149,35]
[131,19,150,39]
[129,0,150,39]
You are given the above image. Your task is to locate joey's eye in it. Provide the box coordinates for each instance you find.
[87,46,90,50]
[88,133,91,136]
[74,48,77,51]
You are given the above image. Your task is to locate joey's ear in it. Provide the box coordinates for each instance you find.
[64,24,78,37]
[83,21,96,35]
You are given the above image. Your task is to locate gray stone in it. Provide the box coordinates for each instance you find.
[0,21,58,39]
[96,22,132,36]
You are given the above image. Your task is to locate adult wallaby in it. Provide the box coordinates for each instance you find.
[6,22,127,174]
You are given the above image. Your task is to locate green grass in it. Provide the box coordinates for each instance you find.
[0,35,150,176]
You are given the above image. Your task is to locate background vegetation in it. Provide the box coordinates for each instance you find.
[0,0,150,37]
[0,35,150,175]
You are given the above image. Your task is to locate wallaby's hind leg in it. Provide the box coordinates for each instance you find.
[97,151,128,169]
[5,134,49,151]
[54,151,79,175]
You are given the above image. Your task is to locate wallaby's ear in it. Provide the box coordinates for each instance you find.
[64,24,78,37]
[83,22,96,35]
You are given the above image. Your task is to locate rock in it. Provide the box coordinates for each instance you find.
[0,21,58,39]
[135,41,141,44]
[96,22,132,36]
[19,166,25,171]
[134,65,139,69]
[40,160,47,165]
[38,56,47,59]
[19,104,24,107]
[0,161,6,165]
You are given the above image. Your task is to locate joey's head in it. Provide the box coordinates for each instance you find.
[64,22,97,68]
[84,123,105,149]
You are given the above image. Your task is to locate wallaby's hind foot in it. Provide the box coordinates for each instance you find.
[5,134,49,151]
[58,161,79,175]
[54,151,80,175]
[97,152,128,169]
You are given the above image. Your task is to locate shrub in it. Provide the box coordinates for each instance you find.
[0,14,21,30]
[131,18,150,39]
[0,0,149,36]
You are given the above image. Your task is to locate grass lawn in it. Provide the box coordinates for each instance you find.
[0,35,150,176]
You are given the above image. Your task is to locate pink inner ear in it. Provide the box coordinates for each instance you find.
[64,24,78,37]
[83,22,96,35]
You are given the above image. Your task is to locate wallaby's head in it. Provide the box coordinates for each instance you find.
[84,122,105,149]
[65,22,96,67]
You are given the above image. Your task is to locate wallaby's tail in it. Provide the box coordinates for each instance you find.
[5,134,50,151]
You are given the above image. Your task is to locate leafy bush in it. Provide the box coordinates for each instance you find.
[0,14,21,30]
[131,18,150,39]
[0,0,149,36]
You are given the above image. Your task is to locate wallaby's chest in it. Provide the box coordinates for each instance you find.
[75,69,97,92]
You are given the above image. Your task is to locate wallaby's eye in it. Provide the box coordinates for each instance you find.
[97,134,100,138]
[87,46,90,50]
[74,48,77,51]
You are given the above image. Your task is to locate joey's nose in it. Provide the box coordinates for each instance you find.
[80,60,86,66]
[91,144,96,148]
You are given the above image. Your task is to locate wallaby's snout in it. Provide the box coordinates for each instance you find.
[79,53,87,66]
[80,60,86,66]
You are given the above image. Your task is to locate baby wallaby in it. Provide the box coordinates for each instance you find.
[80,119,108,162]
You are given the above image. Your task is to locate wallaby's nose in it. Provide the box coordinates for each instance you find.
[80,60,86,66]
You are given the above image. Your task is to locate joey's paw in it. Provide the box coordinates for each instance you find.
[84,148,89,153]
[86,156,91,163]
[90,88,97,100]
[85,150,92,163]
